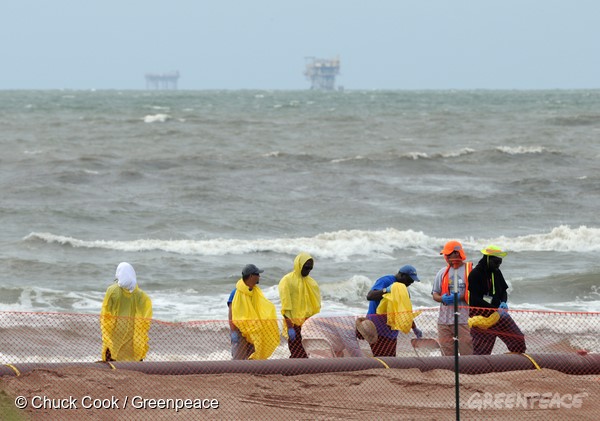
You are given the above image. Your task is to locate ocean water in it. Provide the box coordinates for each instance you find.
[1,89,599,322]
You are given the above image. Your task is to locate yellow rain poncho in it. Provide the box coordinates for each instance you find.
[100,263,152,362]
[278,252,321,329]
[231,279,280,360]
[468,311,501,330]
[376,282,421,334]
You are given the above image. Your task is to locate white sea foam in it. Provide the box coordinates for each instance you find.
[496,145,547,155]
[319,275,373,303]
[24,229,433,260]
[330,155,365,163]
[151,290,229,321]
[440,147,476,158]
[402,152,430,160]
[487,225,600,253]
[0,287,101,315]
[25,225,600,260]
[143,113,171,123]
[519,301,600,313]
[264,151,281,157]
[336,148,477,162]
[389,148,476,161]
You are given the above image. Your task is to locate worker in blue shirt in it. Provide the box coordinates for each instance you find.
[366,265,422,356]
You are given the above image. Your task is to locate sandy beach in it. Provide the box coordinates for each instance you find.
[1,365,598,420]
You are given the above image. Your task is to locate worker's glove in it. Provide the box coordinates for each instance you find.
[412,327,423,339]
[498,302,509,316]
[287,327,297,341]
[230,331,240,343]
[441,294,455,305]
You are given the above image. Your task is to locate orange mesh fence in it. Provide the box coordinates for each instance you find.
[1,308,598,420]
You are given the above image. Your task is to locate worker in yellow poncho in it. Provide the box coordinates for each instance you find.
[377,281,422,335]
[278,252,321,358]
[228,264,280,360]
[100,262,152,361]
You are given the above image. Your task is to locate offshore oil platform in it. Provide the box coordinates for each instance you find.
[304,57,341,90]
[144,71,180,90]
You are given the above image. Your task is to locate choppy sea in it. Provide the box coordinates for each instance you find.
[1,89,599,322]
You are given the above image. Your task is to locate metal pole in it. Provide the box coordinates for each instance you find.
[453,266,460,420]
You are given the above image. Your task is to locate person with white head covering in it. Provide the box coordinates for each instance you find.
[100,262,153,361]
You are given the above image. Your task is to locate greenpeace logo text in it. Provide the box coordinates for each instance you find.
[466,392,588,411]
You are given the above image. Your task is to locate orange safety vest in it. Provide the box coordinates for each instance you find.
[441,261,472,303]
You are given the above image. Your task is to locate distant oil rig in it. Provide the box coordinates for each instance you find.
[145,71,180,90]
[304,57,341,90]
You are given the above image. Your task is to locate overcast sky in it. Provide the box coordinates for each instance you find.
[3,0,599,90]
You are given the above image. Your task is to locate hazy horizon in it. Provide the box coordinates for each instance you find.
[3,0,599,90]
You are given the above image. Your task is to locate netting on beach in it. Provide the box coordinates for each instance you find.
[1,308,597,363]
[1,309,598,420]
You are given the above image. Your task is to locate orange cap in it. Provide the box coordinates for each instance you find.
[440,240,466,260]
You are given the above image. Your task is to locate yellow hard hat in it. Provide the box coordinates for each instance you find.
[480,245,507,258]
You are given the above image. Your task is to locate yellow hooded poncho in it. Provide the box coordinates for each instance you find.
[376,282,421,334]
[100,283,152,362]
[278,252,321,329]
[231,279,280,360]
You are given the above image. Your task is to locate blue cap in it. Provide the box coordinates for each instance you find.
[399,264,420,282]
